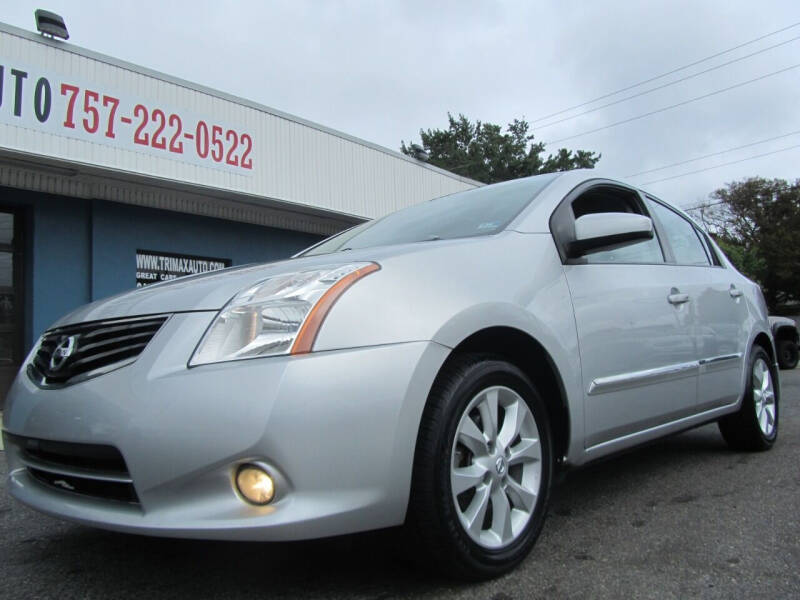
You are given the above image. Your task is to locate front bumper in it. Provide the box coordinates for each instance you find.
[2,312,449,540]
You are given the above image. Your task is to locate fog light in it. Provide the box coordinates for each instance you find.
[235,464,275,505]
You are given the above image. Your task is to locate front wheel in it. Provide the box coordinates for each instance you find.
[405,354,553,580]
[718,346,778,451]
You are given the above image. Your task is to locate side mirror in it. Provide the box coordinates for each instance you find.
[568,212,654,258]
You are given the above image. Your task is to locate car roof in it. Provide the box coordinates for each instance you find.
[508,169,701,234]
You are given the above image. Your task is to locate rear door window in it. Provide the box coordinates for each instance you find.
[647,200,710,266]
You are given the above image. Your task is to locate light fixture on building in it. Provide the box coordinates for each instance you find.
[35,9,69,40]
[410,143,429,162]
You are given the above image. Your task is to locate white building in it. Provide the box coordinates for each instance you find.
[0,21,479,401]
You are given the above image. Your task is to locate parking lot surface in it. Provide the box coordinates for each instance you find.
[1,368,798,599]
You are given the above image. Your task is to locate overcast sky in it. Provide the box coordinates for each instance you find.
[4,1,799,208]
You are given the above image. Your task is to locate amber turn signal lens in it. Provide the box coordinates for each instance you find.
[290,262,380,354]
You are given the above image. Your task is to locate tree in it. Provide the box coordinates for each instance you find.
[689,177,800,311]
[401,113,600,184]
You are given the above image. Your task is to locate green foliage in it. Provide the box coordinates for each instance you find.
[694,177,800,311]
[714,238,767,284]
[401,113,600,184]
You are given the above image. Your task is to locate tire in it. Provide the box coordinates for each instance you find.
[718,345,779,451]
[776,339,798,370]
[405,353,553,580]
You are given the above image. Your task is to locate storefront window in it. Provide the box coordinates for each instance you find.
[0,252,12,287]
[0,210,20,405]
[0,213,13,245]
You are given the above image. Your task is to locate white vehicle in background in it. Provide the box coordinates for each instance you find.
[769,316,798,369]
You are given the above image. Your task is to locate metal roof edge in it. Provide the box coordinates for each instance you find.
[0,21,483,189]
[0,147,368,225]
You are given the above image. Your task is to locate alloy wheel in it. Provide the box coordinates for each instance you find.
[450,385,542,549]
[752,358,776,437]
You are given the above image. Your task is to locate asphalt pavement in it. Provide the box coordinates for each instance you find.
[1,369,798,599]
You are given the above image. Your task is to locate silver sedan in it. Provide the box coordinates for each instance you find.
[2,170,779,579]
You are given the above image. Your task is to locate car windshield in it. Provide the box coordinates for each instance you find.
[301,173,559,256]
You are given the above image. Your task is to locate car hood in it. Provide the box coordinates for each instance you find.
[50,239,474,328]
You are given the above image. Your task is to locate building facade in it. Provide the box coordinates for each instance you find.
[0,22,478,402]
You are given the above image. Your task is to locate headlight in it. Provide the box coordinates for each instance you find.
[189,262,379,366]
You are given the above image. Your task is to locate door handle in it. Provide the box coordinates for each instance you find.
[729,285,743,298]
[668,290,690,305]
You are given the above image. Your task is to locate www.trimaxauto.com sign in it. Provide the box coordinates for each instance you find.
[0,61,255,174]
[136,249,231,287]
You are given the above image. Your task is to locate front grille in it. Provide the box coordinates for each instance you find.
[28,468,139,503]
[8,434,139,504]
[22,436,128,472]
[28,314,168,387]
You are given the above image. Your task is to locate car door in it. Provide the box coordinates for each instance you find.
[646,200,747,410]
[550,183,699,450]
[648,204,748,412]
[698,240,749,410]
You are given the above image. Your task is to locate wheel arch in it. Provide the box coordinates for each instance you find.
[753,331,776,363]
[774,325,799,344]
[442,326,571,465]
[749,329,781,404]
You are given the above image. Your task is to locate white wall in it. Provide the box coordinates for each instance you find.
[0,23,478,228]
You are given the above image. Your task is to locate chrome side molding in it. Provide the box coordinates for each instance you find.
[588,352,744,395]
[588,360,699,395]
[698,353,742,365]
